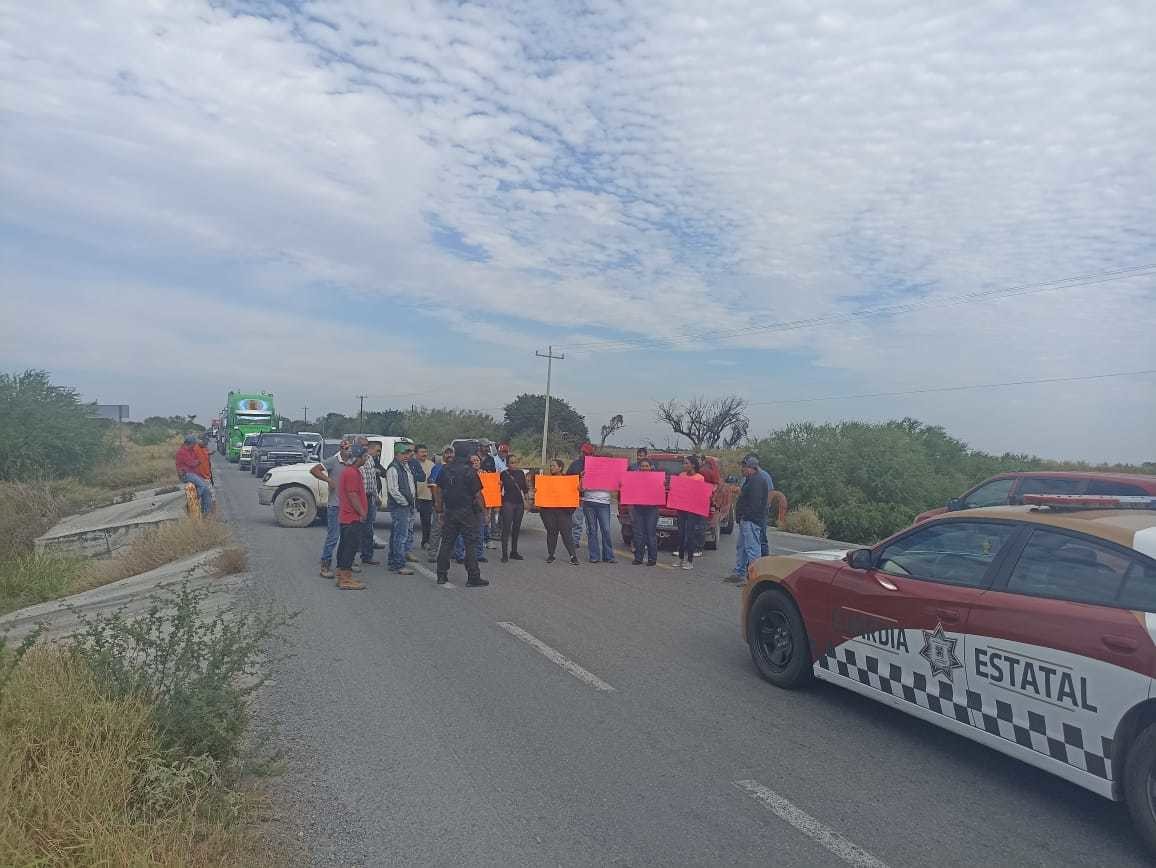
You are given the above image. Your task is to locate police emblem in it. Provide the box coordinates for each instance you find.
[919,621,962,680]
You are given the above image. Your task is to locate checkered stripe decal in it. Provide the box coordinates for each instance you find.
[818,647,1112,780]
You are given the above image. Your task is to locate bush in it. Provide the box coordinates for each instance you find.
[0,552,86,616]
[0,370,119,481]
[781,506,827,538]
[0,649,265,865]
[68,581,295,766]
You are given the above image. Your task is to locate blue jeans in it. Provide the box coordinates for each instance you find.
[571,508,584,550]
[388,504,411,570]
[181,472,213,515]
[735,519,762,578]
[321,503,340,564]
[453,513,485,560]
[583,501,614,562]
[405,507,418,553]
[631,506,658,563]
[360,495,378,560]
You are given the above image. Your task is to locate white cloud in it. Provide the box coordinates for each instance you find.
[1,0,1154,460]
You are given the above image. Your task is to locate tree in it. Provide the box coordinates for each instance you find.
[403,407,502,449]
[0,370,118,481]
[598,414,625,447]
[654,395,749,451]
[503,394,588,443]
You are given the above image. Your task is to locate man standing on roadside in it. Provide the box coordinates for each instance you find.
[426,446,453,563]
[743,452,775,556]
[311,438,351,579]
[385,443,417,575]
[729,456,769,583]
[335,444,369,590]
[175,435,214,516]
[435,450,489,587]
[358,440,383,567]
[411,444,435,549]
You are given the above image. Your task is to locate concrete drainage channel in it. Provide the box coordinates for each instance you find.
[34,486,190,559]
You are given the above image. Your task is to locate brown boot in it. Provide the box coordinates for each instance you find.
[337,570,365,591]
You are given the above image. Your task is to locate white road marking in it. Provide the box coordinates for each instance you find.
[411,562,456,588]
[497,621,616,692]
[733,780,890,868]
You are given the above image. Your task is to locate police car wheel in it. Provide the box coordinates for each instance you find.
[1124,723,1156,855]
[747,591,812,689]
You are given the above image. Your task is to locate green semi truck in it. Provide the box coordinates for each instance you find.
[224,391,278,461]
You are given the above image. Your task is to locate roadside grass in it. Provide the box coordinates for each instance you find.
[82,517,236,590]
[0,552,87,616]
[1,637,277,864]
[782,505,828,538]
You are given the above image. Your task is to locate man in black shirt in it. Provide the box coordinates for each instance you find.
[434,455,489,587]
[730,456,770,583]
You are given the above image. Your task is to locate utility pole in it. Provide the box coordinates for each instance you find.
[302,405,308,425]
[535,346,565,469]
[357,394,367,433]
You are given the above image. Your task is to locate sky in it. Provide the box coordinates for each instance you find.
[1,0,1154,462]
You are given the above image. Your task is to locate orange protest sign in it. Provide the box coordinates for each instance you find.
[533,474,580,508]
[479,472,502,508]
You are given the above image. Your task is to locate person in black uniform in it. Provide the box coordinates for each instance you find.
[434,451,489,587]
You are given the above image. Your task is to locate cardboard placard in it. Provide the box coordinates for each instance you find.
[479,472,502,508]
[619,471,667,506]
[533,474,580,508]
[666,474,713,517]
[581,456,628,491]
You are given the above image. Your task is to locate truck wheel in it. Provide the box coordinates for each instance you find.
[1125,722,1156,856]
[274,486,317,528]
[746,590,813,689]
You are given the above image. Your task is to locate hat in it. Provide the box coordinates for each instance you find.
[742,455,760,469]
[349,444,368,458]
[395,442,413,455]
[183,434,198,445]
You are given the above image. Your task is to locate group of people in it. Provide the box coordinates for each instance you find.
[174,433,216,515]
[310,438,777,591]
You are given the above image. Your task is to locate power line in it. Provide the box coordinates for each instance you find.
[556,263,1156,353]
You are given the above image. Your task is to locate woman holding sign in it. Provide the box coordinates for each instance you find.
[536,459,580,565]
[674,455,705,570]
[630,458,660,566]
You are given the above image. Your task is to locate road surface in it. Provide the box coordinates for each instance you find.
[214,457,1148,867]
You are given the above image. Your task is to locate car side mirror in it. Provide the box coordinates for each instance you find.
[847,548,874,570]
[946,497,965,511]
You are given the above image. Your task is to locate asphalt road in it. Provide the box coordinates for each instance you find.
[215,457,1150,867]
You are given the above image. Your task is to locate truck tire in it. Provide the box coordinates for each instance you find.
[274,486,317,528]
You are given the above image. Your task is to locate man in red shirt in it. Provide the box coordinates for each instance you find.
[335,444,370,590]
[175,435,214,516]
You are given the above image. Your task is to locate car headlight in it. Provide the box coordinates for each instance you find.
[263,472,272,483]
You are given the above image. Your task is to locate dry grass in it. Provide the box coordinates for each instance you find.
[82,517,235,589]
[0,650,269,866]
[781,505,828,538]
[211,546,250,577]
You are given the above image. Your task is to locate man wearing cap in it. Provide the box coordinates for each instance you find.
[743,452,775,557]
[311,438,351,579]
[384,442,417,575]
[175,435,214,516]
[335,444,369,590]
[729,456,770,583]
[425,446,454,563]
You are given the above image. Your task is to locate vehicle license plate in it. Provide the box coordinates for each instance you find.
[657,516,676,529]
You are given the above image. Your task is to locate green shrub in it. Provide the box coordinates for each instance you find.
[781,506,827,538]
[0,370,119,481]
[0,552,86,616]
[68,581,295,766]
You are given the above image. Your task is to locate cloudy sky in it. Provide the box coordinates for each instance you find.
[2,0,1154,461]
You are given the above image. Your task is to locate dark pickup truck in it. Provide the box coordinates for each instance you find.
[250,432,309,477]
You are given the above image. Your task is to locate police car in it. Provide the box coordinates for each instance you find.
[741,494,1156,853]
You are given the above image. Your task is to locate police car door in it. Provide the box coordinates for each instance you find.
[824,520,1020,727]
[966,527,1156,796]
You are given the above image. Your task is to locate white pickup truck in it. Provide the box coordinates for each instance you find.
[257,435,414,527]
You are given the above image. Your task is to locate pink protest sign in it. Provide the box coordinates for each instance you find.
[581,456,628,491]
[619,471,666,506]
[666,474,713,517]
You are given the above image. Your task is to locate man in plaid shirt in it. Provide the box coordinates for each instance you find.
[357,438,383,566]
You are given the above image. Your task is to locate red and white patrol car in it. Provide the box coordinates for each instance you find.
[741,495,1156,853]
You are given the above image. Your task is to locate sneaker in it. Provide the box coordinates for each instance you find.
[320,566,334,579]
[501,556,509,563]
[351,564,362,573]
[464,578,490,588]
[436,574,448,585]
[672,558,681,567]
[510,552,523,561]
[362,558,381,566]
[395,567,414,575]
[405,553,419,563]
[724,574,744,584]
[569,556,580,566]
[605,559,617,564]
[485,541,497,550]
[546,555,556,564]
[646,560,657,567]
[682,562,693,571]
[631,559,642,565]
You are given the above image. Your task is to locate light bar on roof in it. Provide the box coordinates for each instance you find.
[1023,494,1156,509]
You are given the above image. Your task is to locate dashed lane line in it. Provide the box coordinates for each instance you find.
[733,780,890,868]
[497,621,616,692]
